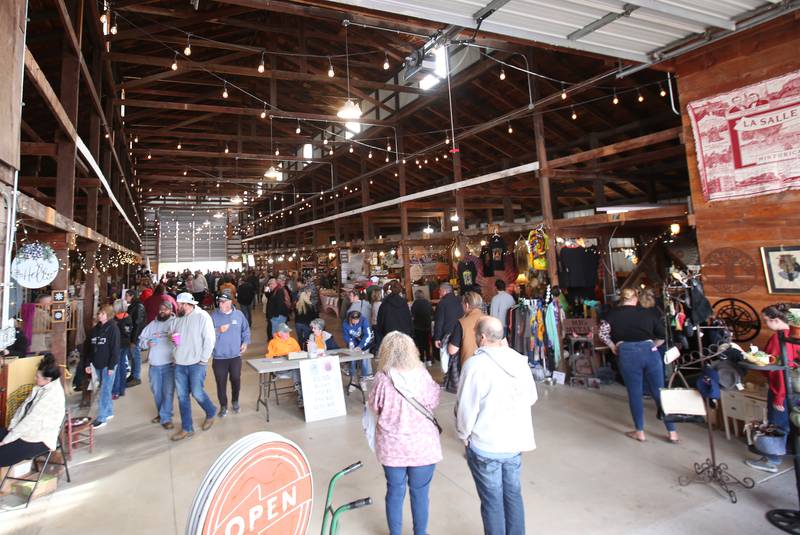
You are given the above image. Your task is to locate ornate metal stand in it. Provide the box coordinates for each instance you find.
[678,398,754,503]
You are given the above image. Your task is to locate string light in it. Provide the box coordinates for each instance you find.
[507,122,513,134]
[257,52,266,73]
[561,83,567,100]
[183,170,187,176]
[260,105,267,119]
[327,58,335,78]
[109,16,117,35]
[368,150,373,159]
[222,84,229,99]
[177,141,182,150]
[171,54,178,71]
[275,147,280,156]
[385,154,390,162]
[637,92,644,103]
[659,84,667,97]
[571,107,577,120]
[295,121,301,134]
[499,68,506,81]
[329,147,334,155]
[224,144,229,154]
[612,91,619,105]
[184,35,192,56]
[134,135,138,143]
[349,145,354,153]
[147,152,152,159]
[383,53,390,70]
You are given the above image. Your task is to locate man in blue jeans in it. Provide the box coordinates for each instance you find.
[457,317,538,535]
[170,293,218,441]
[139,301,177,429]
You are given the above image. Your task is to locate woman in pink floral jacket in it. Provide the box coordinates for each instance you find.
[368,331,442,535]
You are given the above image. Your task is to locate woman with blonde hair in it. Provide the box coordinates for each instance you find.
[600,287,678,444]
[368,331,442,535]
[294,289,317,344]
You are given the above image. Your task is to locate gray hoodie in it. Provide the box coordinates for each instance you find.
[171,306,216,365]
[456,344,537,454]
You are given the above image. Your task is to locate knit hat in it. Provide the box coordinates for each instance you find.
[276,323,291,334]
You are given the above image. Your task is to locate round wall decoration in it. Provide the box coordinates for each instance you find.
[703,247,757,294]
[10,242,60,289]
[187,432,313,535]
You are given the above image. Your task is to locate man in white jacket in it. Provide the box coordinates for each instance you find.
[170,293,217,441]
[456,316,537,535]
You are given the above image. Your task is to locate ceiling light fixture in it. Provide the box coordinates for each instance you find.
[257,52,266,73]
[337,28,362,120]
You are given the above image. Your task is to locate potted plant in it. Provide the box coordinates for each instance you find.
[789,310,800,339]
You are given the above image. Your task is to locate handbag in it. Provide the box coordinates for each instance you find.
[390,378,442,434]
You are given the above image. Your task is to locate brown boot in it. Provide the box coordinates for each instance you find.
[171,430,194,441]
[162,422,174,430]
[202,417,215,431]
[151,416,161,424]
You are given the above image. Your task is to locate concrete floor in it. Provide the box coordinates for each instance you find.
[0,310,794,534]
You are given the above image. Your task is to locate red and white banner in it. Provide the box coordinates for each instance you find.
[687,69,800,201]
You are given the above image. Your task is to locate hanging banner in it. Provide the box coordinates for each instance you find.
[10,242,60,289]
[687,68,800,202]
[186,432,313,535]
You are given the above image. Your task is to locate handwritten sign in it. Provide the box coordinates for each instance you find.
[299,356,347,423]
[11,243,59,289]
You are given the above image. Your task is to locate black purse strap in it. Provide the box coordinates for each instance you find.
[390,379,442,434]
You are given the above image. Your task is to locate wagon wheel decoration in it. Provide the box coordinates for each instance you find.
[713,298,760,342]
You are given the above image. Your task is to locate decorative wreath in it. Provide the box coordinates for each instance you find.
[17,242,57,261]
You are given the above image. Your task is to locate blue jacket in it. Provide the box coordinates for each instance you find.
[342,316,373,350]
[211,309,251,359]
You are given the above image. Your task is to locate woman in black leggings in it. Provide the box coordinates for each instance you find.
[1,354,66,466]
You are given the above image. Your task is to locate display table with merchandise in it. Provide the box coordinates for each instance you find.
[247,350,374,421]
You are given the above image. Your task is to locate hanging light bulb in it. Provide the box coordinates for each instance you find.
[385,154,390,162]
[445,134,450,145]
[222,84,229,99]
[327,58,335,78]
[337,99,362,119]
[275,147,280,156]
[383,52,390,70]
[659,84,667,97]
[329,147,334,155]
[386,141,392,151]
[134,135,138,143]
[260,105,267,119]
[224,144,229,154]
[571,107,577,120]
[257,52,265,73]
[171,53,178,71]
[183,170,187,176]
[443,153,448,159]
[638,92,644,103]
[295,121,301,134]
[109,15,118,35]
[184,36,192,56]
[100,12,108,24]
[507,122,513,134]
[146,152,152,160]
[499,68,506,81]
[177,141,182,149]
[349,145,354,153]
[612,91,619,105]
[368,150,373,159]
[323,135,328,146]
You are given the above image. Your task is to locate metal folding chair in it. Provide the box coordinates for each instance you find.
[0,416,71,508]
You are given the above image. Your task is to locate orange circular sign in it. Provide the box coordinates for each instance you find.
[189,433,313,535]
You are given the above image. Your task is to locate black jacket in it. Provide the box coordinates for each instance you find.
[267,285,291,318]
[433,292,464,343]
[376,293,413,338]
[411,298,433,332]
[295,303,319,326]
[127,298,146,342]
[81,320,121,371]
[237,281,256,306]
[114,314,133,346]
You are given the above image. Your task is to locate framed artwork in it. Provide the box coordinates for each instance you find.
[51,289,67,303]
[761,246,800,294]
[51,307,66,323]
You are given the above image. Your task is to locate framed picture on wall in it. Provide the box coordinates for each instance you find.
[761,246,800,294]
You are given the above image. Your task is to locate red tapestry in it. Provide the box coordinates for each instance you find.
[687,69,800,202]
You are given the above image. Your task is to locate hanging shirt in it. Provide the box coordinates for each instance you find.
[480,246,494,277]
[458,260,478,289]
[490,235,507,271]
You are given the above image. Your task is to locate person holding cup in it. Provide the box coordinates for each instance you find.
[210,291,251,417]
[170,293,218,441]
[139,300,177,429]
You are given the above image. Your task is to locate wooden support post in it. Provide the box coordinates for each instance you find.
[533,114,559,286]
[397,130,412,299]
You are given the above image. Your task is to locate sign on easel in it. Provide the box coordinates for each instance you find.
[299,356,347,423]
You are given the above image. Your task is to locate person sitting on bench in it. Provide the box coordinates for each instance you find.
[0,353,65,467]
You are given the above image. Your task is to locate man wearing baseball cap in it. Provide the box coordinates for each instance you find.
[139,300,177,429]
[210,290,250,417]
[170,292,218,441]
